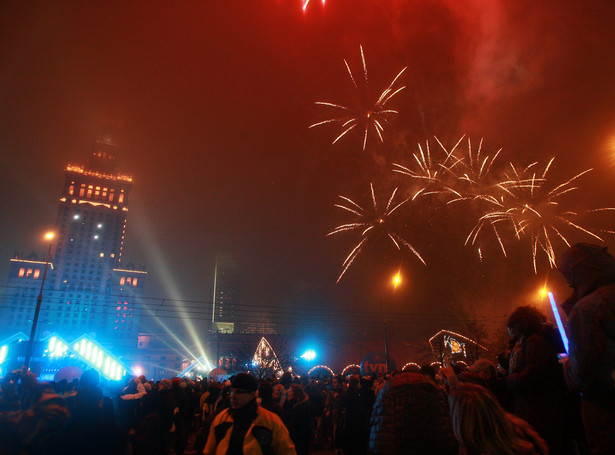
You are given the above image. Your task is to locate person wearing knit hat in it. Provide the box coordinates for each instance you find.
[203,373,296,454]
[231,373,258,392]
[558,243,615,454]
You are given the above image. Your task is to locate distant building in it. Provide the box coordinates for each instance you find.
[0,256,54,335]
[0,139,146,349]
[211,254,239,333]
[240,316,277,335]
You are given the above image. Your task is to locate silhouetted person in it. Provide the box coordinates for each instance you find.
[48,369,125,454]
[370,372,457,455]
[559,243,615,454]
[259,379,283,419]
[283,384,311,455]
[505,305,576,454]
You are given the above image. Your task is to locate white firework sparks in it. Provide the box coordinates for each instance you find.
[329,183,425,283]
[469,159,608,272]
[310,46,407,151]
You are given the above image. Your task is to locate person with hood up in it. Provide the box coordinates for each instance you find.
[558,243,615,454]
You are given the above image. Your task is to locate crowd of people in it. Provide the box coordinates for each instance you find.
[0,243,613,455]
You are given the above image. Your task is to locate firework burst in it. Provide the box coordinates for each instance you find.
[392,136,505,204]
[310,46,407,151]
[329,183,425,283]
[468,159,609,272]
[445,136,503,205]
[392,137,613,271]
[391,136,468,203]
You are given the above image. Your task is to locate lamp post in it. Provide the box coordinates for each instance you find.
[24,232,54,370]
[384,272,402,374]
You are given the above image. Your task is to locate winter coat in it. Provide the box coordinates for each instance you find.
[369,372,457,455]
[341,385,374,455]
[506,324,571,453]
[559,243,615,405]
[564,282,615,405]
[203,405,296,455]
[0,391,70,455]
[559,243,615,455]
[47,387,126,455]
[283,397,311,455]
[563,283,615,454]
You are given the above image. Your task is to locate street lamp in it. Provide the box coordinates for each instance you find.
[24,232,54,370]
[384,271,402,374]
[392,272,401,290]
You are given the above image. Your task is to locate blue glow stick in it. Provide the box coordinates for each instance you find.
[548,292,569,354]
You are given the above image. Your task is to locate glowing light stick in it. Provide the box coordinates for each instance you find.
[548,292,569,354]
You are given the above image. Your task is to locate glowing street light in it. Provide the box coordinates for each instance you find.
[384,271,402,374]
[24,232,54,370]
[392,272,402,289]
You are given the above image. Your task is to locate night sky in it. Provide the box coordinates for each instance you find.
[2,1,615,343]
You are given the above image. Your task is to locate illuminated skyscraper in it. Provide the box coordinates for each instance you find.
[0,139,146,345]
[52,139,132,293]
[211,254,239,334]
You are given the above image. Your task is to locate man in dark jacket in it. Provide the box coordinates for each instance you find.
[558,243,615,455]
[47,369,125,455]
[339,375,374,455]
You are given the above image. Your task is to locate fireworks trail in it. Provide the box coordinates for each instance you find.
[587,208,615,236]
[465,205,514,259]
[328,183,425,283]
[302,0,325,12]
[310,46,407,151]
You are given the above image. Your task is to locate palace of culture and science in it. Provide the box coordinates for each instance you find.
[0,139,146,364]
[0,138,277,380]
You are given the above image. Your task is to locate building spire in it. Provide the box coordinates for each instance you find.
[89,137,119,174]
